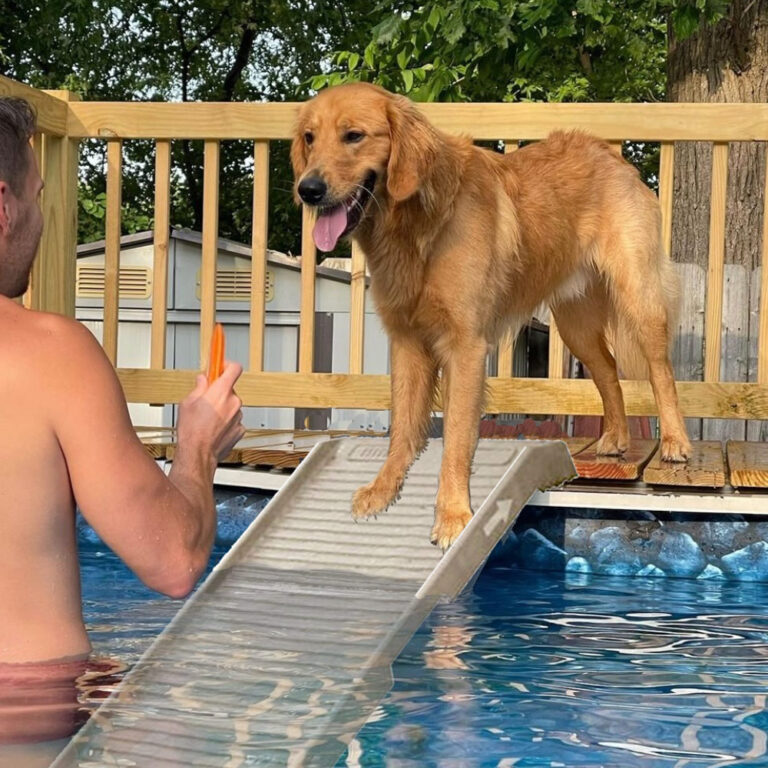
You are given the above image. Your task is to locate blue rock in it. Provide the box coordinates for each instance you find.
[637,564,666,578]
[722,542,768,581]
[488,530,519,564]
[655,531,706,578]
[590,526,642,575]
[518,528,567,571]
[697,564,726,580]
[566,556,592,573]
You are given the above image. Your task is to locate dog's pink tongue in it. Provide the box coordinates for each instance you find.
[313,206,347,252]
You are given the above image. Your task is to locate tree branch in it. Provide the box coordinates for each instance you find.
[221,23,258,101]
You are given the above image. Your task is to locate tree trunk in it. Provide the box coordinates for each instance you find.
[668,1,768,271]
[667,2,768,442]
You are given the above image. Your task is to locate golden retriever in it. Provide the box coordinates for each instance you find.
[291,82,691,549]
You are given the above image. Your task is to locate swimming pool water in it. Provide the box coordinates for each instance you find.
[77,509,768,767]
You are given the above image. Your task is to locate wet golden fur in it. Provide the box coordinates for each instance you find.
[292,83,691,549]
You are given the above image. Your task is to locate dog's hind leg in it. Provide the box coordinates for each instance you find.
[352,334,438,519]
[602,238,691,462]
[551,282,629,456]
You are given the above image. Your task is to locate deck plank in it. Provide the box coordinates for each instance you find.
[643,441,726,488]
[137,429,176,459]
[573,439,658,481]
[727,441,768,488]
[524,436,596,456]
[240,447,308,469]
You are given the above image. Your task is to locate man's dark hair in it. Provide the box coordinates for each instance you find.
[0,97,36,193]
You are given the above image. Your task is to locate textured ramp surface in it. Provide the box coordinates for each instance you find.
[53,438,574,767]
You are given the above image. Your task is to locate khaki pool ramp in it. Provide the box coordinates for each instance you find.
[52,437,575,768]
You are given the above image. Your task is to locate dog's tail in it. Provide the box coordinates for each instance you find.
[605,246,680,381]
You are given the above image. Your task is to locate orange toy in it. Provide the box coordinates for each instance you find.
[207,323,226,384]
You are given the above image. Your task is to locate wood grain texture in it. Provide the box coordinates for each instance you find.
[299,206,317,373]
[66,101,768,141]
[0,76,68,136]
[249,140,269,372]
[759,150,768,384]
[704,142,728,383]
[199,141,220,369]
[727,441,768,488]
[115,370,768,419]
[103,140,122,363]
[151,140,171,369]
[573,439,658,481]
[643,441,726,487]
[239,447,308,469]
[34,131,78,317]
[349,241,366,375]
[659,142,675,256]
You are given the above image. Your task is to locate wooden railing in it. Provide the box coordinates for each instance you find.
[2,75,768,421]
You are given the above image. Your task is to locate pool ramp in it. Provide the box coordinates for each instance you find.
[53,437,575,767]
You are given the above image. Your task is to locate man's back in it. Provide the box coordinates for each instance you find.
[0,299,88,662]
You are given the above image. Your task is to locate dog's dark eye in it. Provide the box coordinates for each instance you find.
[344,131,365,144]
[304,131,314,145]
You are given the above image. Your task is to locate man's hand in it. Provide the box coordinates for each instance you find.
[177,361,245,466]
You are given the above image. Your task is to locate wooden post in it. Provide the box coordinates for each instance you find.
[33,90,79,317]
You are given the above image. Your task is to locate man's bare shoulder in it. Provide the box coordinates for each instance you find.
[0,298,105,381]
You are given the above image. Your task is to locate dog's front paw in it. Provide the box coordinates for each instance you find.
[430,508,473,551]
[352,481,398,520]
[595,431,629,457]
[660,435,691,463]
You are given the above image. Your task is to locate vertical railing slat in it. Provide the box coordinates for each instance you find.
[758,146,768,384]
[103,140,122,365]
[151,140,171,369]
[497,140,518,378]
[659,142,675,257]
[299,207,317,373]
[250,140,269,372]
[349,241,366,374]
[199,140,220,370]
[548,318,567,379]
[704,142,728,383]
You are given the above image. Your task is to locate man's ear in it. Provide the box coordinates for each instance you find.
[0,182,15,236]
[386,95,438,203]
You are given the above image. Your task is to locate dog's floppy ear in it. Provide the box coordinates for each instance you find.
[386,95,438,203]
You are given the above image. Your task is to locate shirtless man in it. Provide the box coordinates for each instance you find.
[0,97,245,668]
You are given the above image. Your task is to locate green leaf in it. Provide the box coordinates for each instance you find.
[401,69,414,92]
[364,43,376,70]
[372,14,403,44]
[348,52,360,71]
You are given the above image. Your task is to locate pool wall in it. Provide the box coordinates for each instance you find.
[211,487,768,583]
[504,505,768,581]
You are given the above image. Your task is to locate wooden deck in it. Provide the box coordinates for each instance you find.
[138,429,768,493]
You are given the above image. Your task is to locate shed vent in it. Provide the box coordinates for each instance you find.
[76,264,153,299]
[196,268,275,302]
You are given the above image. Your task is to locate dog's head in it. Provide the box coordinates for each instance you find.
[291,82,438,252]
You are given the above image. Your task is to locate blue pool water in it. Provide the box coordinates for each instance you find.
[75,504,768,767]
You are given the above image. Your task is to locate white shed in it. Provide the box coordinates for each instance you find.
[75,229,391,431]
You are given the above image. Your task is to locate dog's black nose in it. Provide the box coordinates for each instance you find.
[298,175,327,205]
